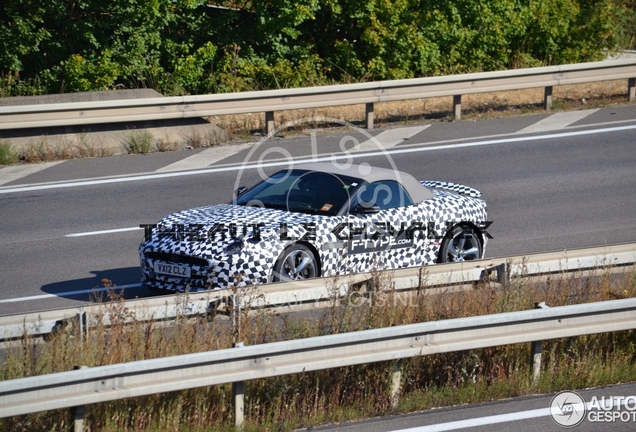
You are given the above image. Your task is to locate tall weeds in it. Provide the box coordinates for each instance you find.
[0,140,18,165]
[1,267,636,431]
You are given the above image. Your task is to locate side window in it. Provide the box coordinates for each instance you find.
[353,180,413,211]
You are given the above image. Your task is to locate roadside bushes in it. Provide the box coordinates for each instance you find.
[0,0,630,96]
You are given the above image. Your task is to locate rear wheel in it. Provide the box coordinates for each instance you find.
[437,225,482,263]
[273,244,319,281]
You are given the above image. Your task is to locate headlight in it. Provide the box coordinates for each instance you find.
[223,239,244,255]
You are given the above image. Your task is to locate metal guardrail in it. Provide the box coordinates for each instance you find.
[0,59,634,131]
[1,295,636,421]
[1,242,634,342]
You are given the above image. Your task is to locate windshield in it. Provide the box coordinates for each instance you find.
[235,169,362,215]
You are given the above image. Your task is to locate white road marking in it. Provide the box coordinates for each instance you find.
[392,398,629,432]
[155,143,252,172]
[354,125,430,151]
[392,407,551,431]
[65,227,142,237]
[1,123,636,195]
[0,161,65,186]
[517,109,600,134]
[0,284,142,303]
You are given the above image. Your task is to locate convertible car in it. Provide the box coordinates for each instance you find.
[139,162,491,292]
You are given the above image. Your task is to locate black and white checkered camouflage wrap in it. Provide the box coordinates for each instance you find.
[420,181,482,198]
[139,182,488,292]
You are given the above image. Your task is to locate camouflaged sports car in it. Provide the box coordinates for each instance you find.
[139,162,491,292]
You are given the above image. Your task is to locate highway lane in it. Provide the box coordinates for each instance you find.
[0,116,635,316]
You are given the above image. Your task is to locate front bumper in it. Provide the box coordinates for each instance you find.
[139,248,275,292]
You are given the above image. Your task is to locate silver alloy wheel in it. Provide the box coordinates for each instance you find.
[278,247,318,280]
[446,230,482,262]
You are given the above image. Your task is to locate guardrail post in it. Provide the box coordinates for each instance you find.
[233,341,245,429]
[265,111,275,135]
[544,86,553,110]
[495,262,509,284]
[365,102,375,129]
[531,302,549,383]
[453,95,462,120]
[72,405,85,432]
[78,311,87,343]
[629,78,636,102]
[71,366,89,432]
[390,360,402,408]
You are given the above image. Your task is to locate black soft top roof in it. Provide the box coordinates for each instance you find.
[292,162,434,203]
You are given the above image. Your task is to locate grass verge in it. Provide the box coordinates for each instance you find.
[36,138,112,162]
[1,267,635,431]
[8,135,115,163]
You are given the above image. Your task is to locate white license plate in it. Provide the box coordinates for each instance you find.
[154,262,191,278]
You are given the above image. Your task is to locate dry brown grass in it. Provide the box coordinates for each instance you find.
[20,134,114,163]
[213,79,633,139]
[1,266,635,431]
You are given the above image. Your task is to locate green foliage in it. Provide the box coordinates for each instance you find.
[59,50,120,92]
[0,140,18,165]
[611,0,636,50]
[0,0,630,96]
[0,71,45,97]
[125,130,154,154]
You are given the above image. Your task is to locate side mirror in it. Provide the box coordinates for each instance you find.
[353,203,381,214]
[235,186,248,197]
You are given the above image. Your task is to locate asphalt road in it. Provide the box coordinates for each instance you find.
[1,105,635,316]
[314,382,636,432]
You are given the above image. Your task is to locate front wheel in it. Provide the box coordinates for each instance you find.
[272,244,319,281]
[437,225,483,263]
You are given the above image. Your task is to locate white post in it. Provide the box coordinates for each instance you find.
[390,360,402,408]
[453,95,462,120]
[531,302,549,383]
[233,341,245,429]
[265,111,275,135]
[544,86,553,110]
[365,102,375,130]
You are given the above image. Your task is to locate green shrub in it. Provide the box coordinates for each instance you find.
[125,130,154,154]
[0,140,18,165]
[0,0,628,95]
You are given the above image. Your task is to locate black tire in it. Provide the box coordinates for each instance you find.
[272,244,319,282]
[437,225,483,263]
